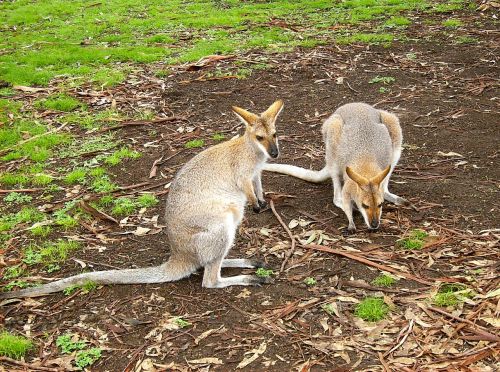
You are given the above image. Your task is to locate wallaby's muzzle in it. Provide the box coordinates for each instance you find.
[269,143,279,158]
[370,218,380,230]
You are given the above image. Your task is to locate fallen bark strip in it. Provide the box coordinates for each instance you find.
[269,199,297,273]
[302,243,434,286]
[97,116,184,133]
[0,356,60,372]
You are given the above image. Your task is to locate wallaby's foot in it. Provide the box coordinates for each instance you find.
[258,199,268,210]
[203,274,273,288]
[252,203,262,213]
[333,198,343,209]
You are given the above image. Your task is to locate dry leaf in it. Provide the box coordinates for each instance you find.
[237,341,267,369]
[188,357,223,365]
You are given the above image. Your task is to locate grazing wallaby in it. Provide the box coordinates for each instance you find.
[264,102,411,234]
[1,100,284,298]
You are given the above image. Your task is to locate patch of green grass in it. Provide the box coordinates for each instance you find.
[90,175,118,193]
[104,147,141,166]
[384,16,411,28]
[185,139,205,149]
[0,331,33,359]
[443,19,462,28]
[0,173,29,186]
[3,265,25,280]
[456,36,478,44]
[34,94,84,112]
[75,348,102,370]
[3,192,32,204]
[97,194,114,207]
[23,240,81,267]
[372,274,397,287]
[212,133,225,141]
[32,173,53,185]
[0,87,15,97]
[65,168,87,184]
[63,281,98,296]
[433,283,473,307]
[112,197,136,216]
[255,268,273,278]
[304,277,317,286]
[136,193,159,208]
[29,225,52,237]
[397,229,429,250]
[3,280,32,291]
[321,303,336,316]
[355,297,389,322]
[369,76,395,84]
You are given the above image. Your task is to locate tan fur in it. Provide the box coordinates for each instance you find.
[264,102,411,234]
[1,100,284,298]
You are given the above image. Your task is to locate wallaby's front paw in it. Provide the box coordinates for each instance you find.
[342,226,356,236]
[256,275,274,285]
[258,199,268,209]
[252,204,262,213]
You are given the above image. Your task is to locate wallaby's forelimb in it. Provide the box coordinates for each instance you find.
[0,259,195,299]
[263,164,330,183]
[221,258,264,269]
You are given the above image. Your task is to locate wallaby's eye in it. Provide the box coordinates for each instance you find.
[378,203,383,208]
[256,135,264,141]
[362,203,369,209]
[273,133,277,138]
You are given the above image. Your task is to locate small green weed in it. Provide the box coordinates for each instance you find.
[255,268,273,278]
[321,303,336,316]
[3,192,32,204]
[63,281,98,296]
[104,147,141,166]
[3,280,31,291]
[3,265,25,280]
[32,174,53,185]
[56,334,87,354]
[212,133,225,141]
[23,240,81,266]
[0,173,29,186]
[136,193,159,208]
[304,277,317,286]
[0,331,33,359]
[29,225,52,237]
[384,16,411,28]
[397,229,429,250]
[456,36,477,44]
[379,87,389,93]
[97,194,114,207]
[174,318,191,328]
[75,348,102,370]
[185,139,205,148]
[369,76,395,84]
[355,297,389,322]
[90,175,118,193]
[34,94,84,112]
[433,283,473,307]
[372,274,397,287]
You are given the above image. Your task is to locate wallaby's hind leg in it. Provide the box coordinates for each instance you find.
[222,258,265,269]
[203,257,270,288]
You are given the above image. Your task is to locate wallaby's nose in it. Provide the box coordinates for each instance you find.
[370,219,379,229]
[269,145,279,158]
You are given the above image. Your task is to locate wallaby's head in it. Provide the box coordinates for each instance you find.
[345,166,391,230]
[232,100,284,159]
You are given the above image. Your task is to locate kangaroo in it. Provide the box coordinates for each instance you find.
[264,102,411,234]
[1,100,284,298]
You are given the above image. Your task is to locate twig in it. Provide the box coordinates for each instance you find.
[269,199,296,273]
[97,116,183,133]
[384,319,414,357]
[302,243,433,285]
[0,188,44,194]
[0,356,60,371]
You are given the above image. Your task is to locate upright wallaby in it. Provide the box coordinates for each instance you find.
[1,100,284,298]
[264,102,411,234]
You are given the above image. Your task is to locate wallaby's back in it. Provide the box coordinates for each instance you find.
[327,102,393,172]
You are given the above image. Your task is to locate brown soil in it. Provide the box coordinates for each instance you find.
[2,9,499,372]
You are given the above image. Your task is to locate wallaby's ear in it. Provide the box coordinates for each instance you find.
[371,165,391,185]
[232,106,259,127]
[346,167,369,187]
[262,99,284,124]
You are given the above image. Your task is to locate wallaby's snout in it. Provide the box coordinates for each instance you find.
[269,142,279,158]
[369,218,380,230]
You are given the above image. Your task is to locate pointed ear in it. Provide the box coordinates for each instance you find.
[262,99,284,124]
[232,106,259,127]
[346,167,369,187]
[371,166,391,185]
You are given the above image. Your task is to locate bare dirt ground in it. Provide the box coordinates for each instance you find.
[2,8,499,372]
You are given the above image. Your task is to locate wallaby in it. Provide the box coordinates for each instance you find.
[0,100,284,298]
[264,102,411,234]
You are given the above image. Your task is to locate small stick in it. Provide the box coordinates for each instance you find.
[0,356,60,372]
[269,199,296,273]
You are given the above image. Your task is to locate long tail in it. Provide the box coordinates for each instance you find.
[0,259,194,299]
[263,163,330,183]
